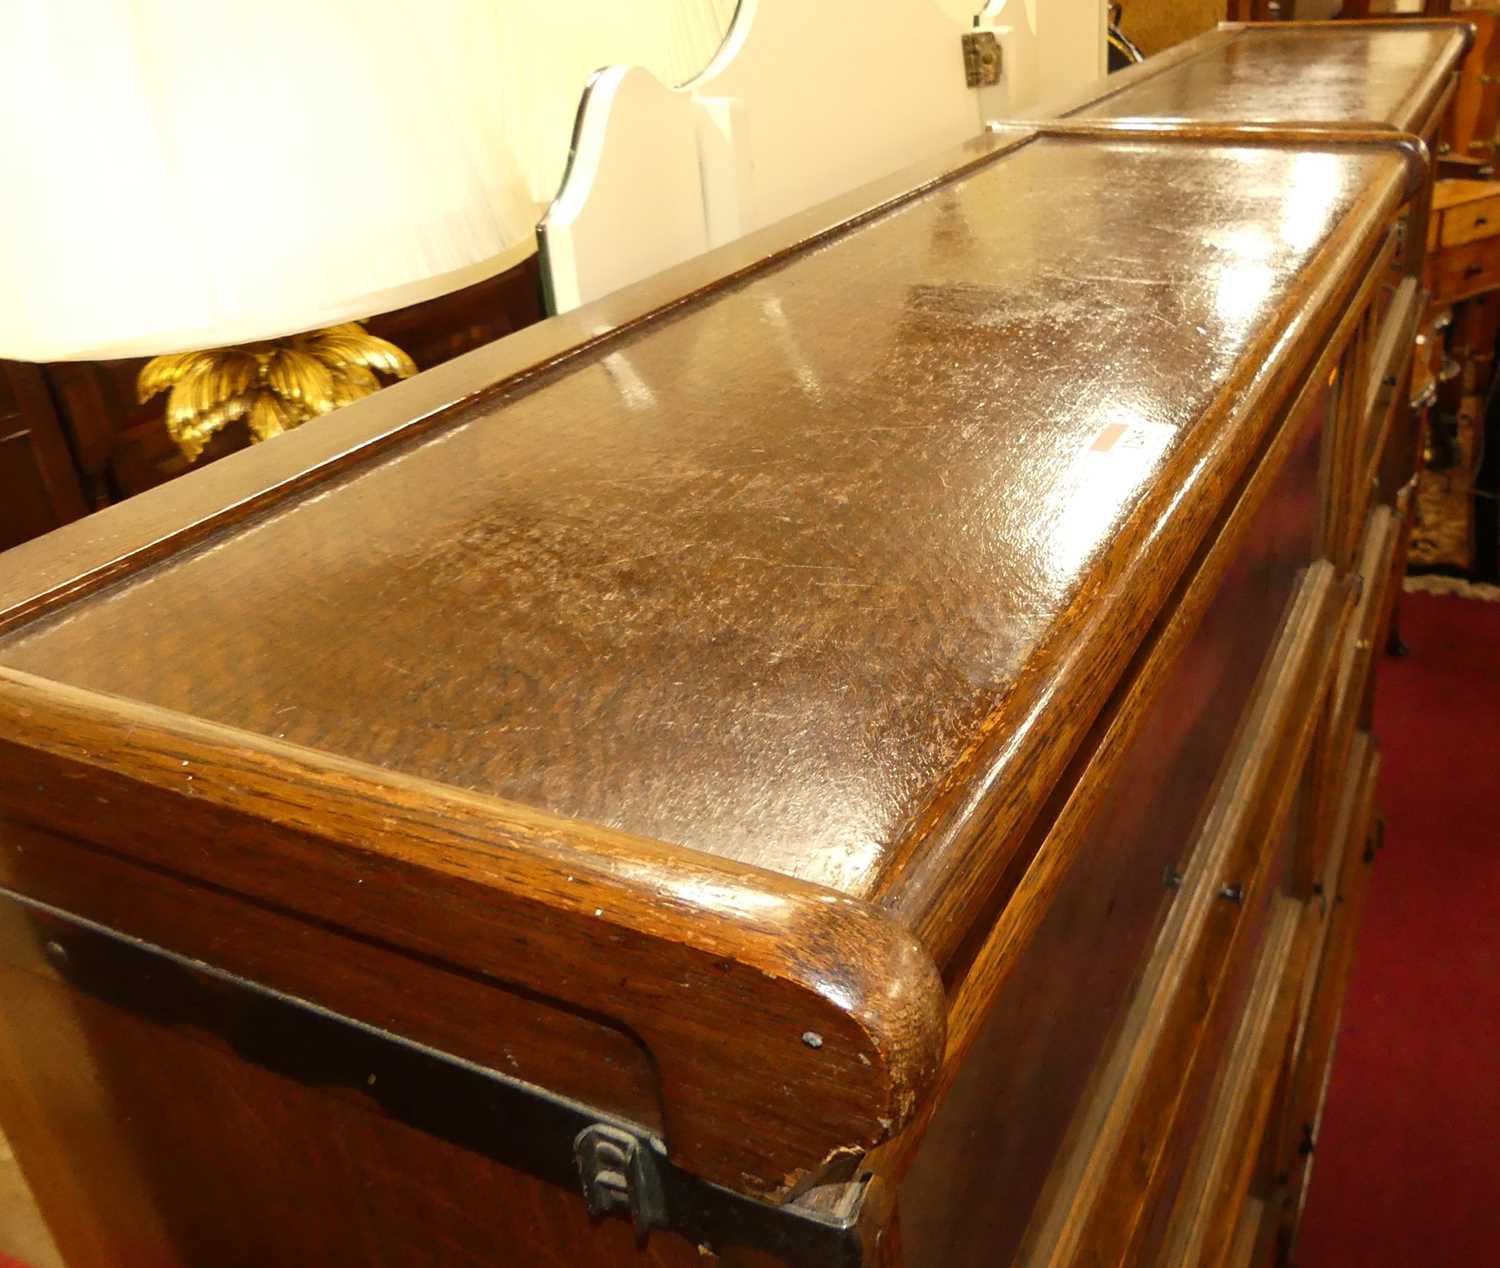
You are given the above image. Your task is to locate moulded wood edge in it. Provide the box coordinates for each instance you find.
[0,665,947,1201]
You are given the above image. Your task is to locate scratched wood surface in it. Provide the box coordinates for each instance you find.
[1067,21,1468,134]
[0,133,1409,958]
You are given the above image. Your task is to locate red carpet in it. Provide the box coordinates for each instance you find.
[1296,592,1500,1266]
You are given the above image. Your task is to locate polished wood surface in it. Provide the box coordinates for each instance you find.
[897,316,1340,1267]
[0,134,1409,957]
[1066,21,1468,133]
[0,135,1024,635]
[1363,2,1500,158]
[1272,733,1382,1261]
[1014,564,1353,1268]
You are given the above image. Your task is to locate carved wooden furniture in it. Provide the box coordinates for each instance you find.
[0,23,1465,1268]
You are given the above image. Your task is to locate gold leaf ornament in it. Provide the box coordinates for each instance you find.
[138,323,417,462]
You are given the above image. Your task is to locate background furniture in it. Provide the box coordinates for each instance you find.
[1337,3,1500,578]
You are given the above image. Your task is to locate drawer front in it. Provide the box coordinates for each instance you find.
[899,391,1331,1268]
[1430,237,1500,303]
[1440,195,1500,248]
[1011,562,1354,1268]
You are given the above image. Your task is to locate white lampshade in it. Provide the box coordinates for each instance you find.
[0,0,736,363]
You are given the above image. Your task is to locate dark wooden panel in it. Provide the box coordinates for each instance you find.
[0,666,944,1201]
[1156,892,1310,1268]
[0,908,710,1268]
[0,365,88,552]
[1301,505,1400,890]
[1273,733,1381,1261]
[1012,561,1352,1268]
[0,434,71,553]
[897,345,1330,1268]
[0,817,665,1134]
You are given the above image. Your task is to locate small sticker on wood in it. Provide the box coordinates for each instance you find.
[1087,419,1175,459]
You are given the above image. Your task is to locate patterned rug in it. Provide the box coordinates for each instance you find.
[1405,573,1500,602]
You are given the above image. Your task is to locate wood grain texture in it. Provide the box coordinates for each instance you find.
[1301,506,1401,892]
[0,667,945,1200]
[1157,894,1313,1268]
[0,364,89,551]
[1362,276,1424,486]
[0,816,666,1134]
[0,132,1026,638]
[1369,2,1500,158]
[0,134,1408,970]
[1447,8,1500,158]
[0,30,1460,1262]
[1274,735,1381,1262]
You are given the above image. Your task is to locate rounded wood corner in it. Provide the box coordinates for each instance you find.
[0,665,948,1202]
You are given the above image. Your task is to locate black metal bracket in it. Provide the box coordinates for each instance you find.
[575,1122,666,1241]
[0,885,873,1268]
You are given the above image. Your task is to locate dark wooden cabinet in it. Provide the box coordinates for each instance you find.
[0,21,1467,1268]
[0,364,88,552]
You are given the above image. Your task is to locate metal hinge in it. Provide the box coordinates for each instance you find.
[962,32,1002,88]
[575,1123,665,1241]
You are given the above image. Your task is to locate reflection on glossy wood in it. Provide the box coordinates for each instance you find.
[0,256,547,553]
[1066,20,1468,134]
[0,134,1410,958]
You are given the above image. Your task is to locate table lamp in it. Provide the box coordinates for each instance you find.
[0,1,545,460]
[0,0,753,462]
